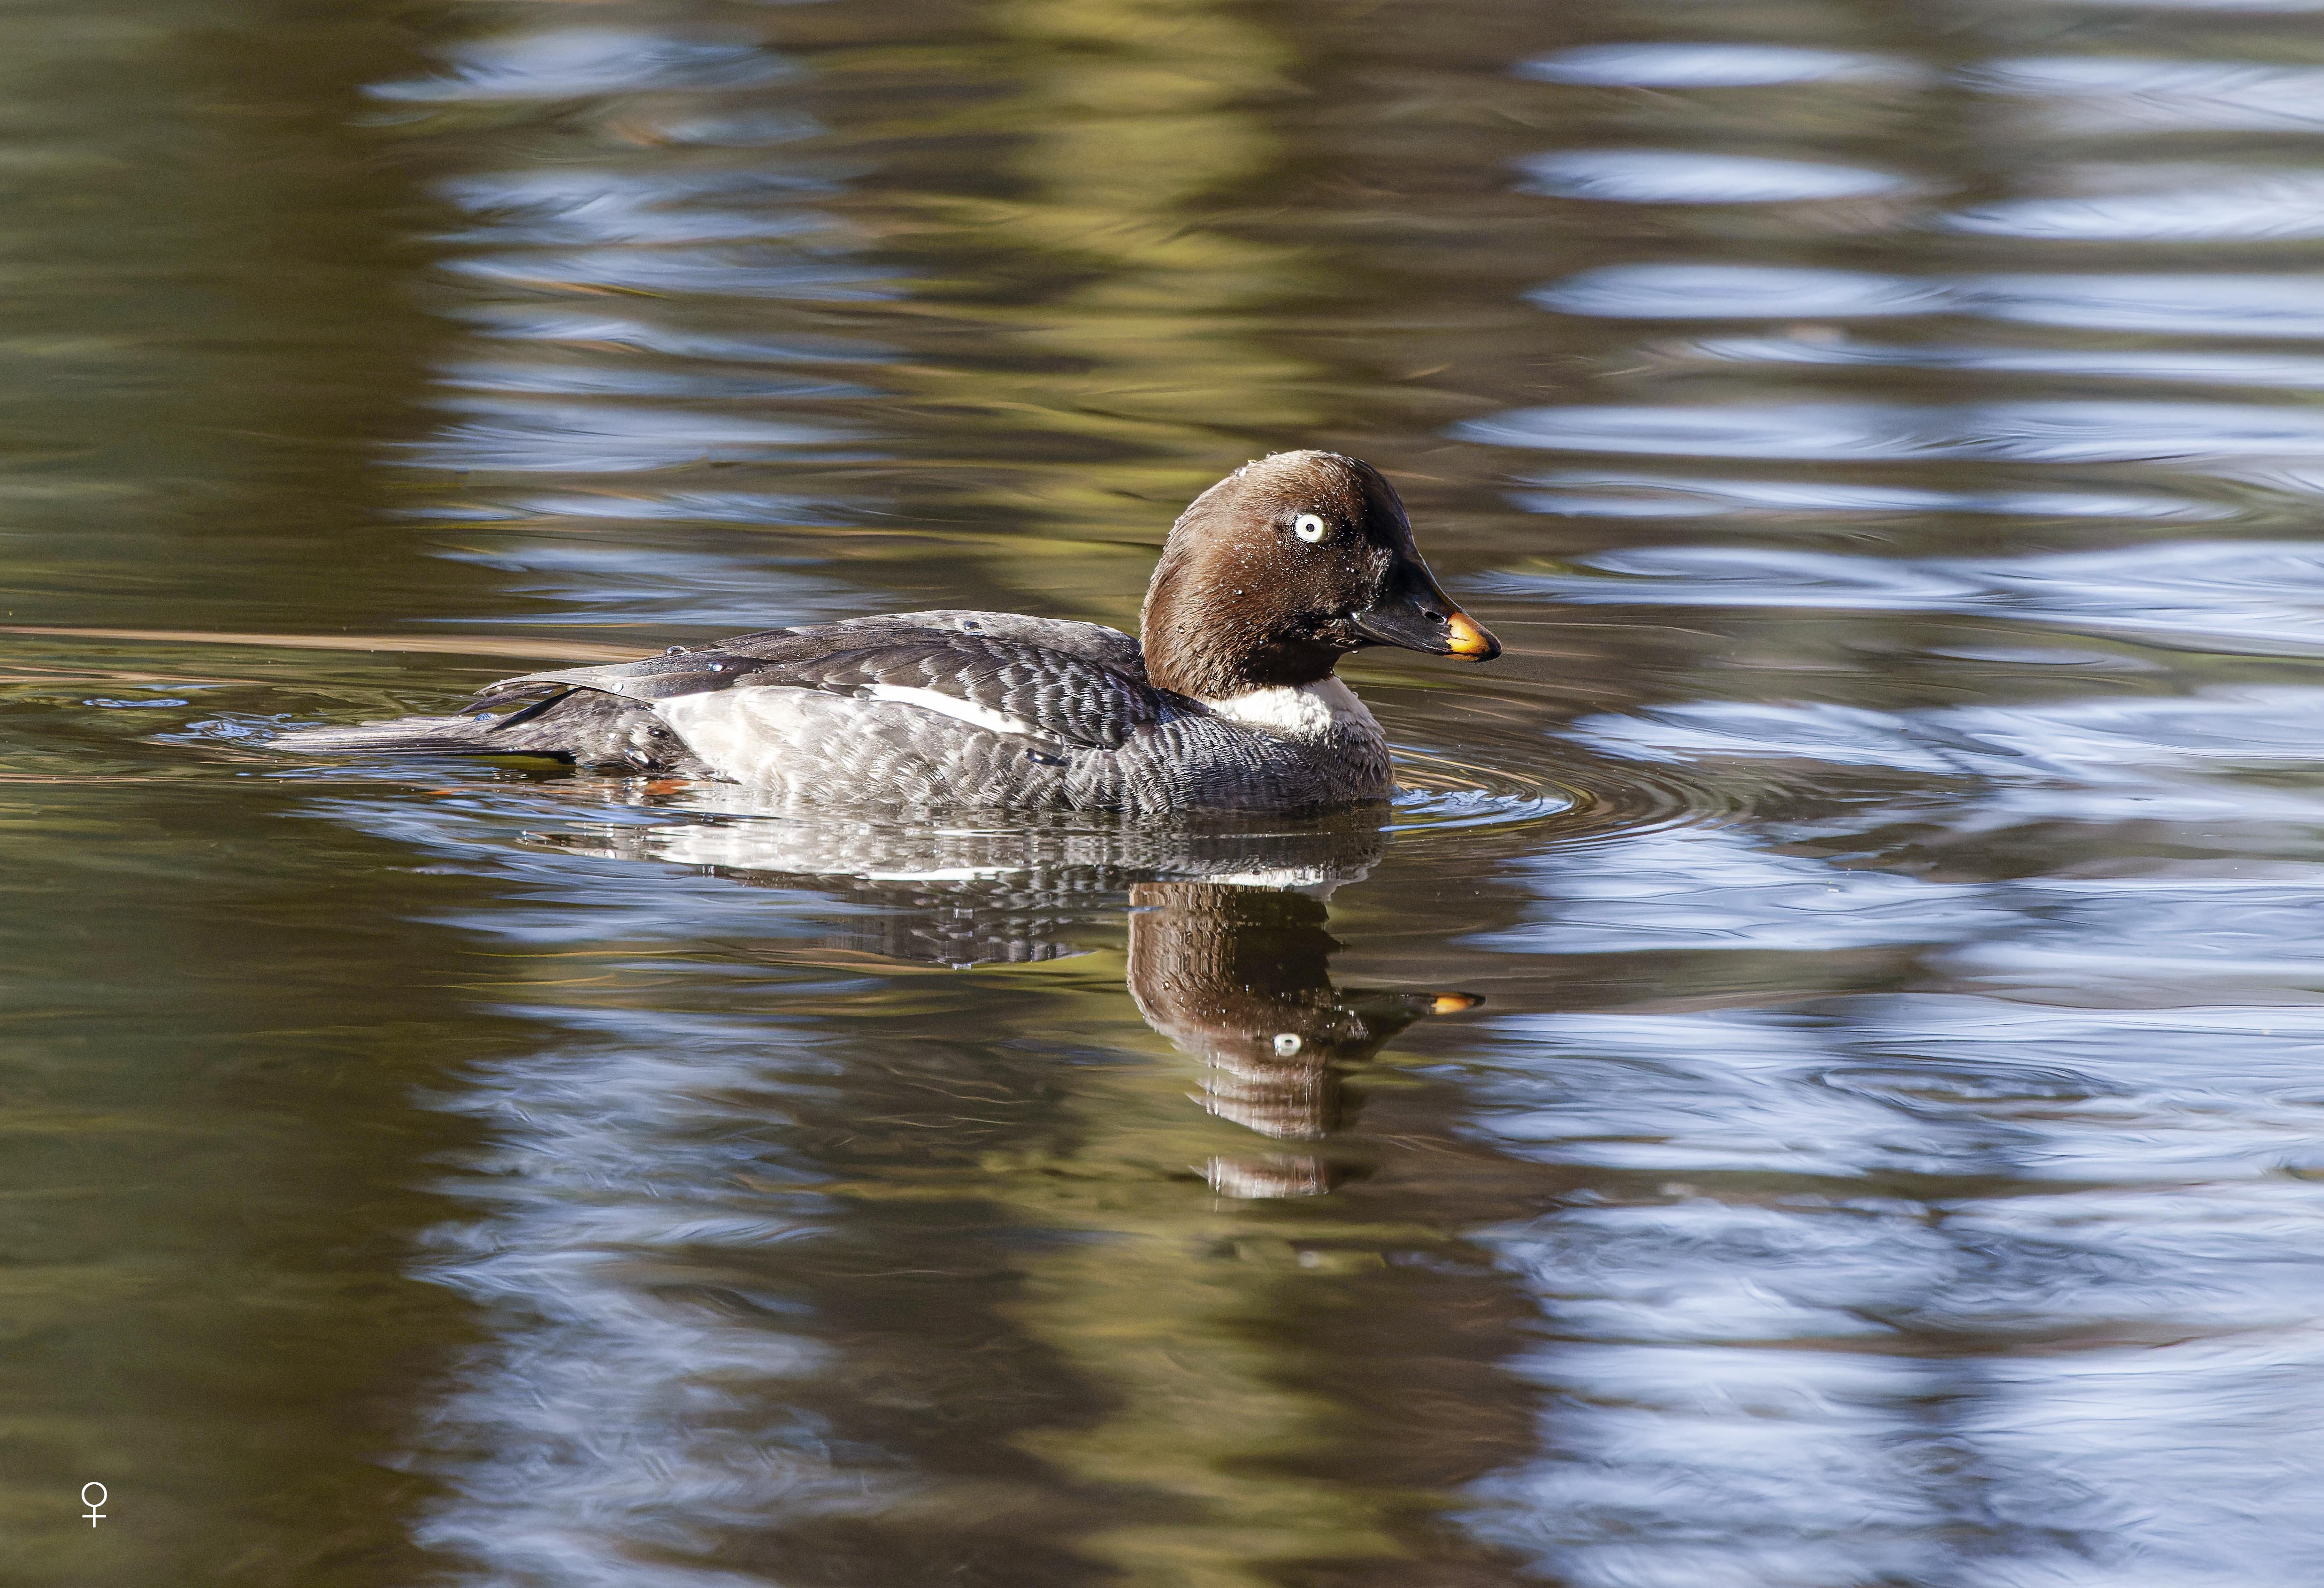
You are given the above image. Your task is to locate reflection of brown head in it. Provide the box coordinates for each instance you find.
[1127,882,1477,1189]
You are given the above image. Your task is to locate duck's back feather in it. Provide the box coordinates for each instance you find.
[479,612,1174,754]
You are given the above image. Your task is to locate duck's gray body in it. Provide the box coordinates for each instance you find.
[273,451,1501,813]
[276,610,1394,814]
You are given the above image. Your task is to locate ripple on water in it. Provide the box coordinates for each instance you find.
[1388,714,1757,864]
[1945,167,2324,241]
[1510,470,2226,521]
[1669,336,2324,400]
[1387,748,1574,833]
[1531,264,2324,340]
[1497,540,2324,658]
[368,28,796,102]
[1964,58,2324,132]
[1516,150,1917,204]
[1531,264,1952,320]
[1516,44,1924,89]
[1462,398,2324,466]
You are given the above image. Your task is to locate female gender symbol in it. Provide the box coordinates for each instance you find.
[81,1483,107,1526]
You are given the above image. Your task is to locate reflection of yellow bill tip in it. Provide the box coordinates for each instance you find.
[1429,993,1483,1015]
[1445,610,1501,661]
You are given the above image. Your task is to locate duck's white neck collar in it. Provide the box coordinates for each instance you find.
[1199,676,1379,742]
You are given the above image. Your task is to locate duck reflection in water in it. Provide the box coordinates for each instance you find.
[1126,880,1476,1197]
[542,794,1475,1197]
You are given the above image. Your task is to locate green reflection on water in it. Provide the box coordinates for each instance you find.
[0,1,475,1581]
[871,12,1415,1566]
[875,0,1329,626]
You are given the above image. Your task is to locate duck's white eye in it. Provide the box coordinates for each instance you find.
[1273,1033,1304,1056]
[1292,512,1328,544]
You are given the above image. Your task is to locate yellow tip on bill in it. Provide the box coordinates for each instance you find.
[1444,610,1501,661]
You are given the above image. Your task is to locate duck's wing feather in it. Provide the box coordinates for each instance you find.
[476,613,1172,753]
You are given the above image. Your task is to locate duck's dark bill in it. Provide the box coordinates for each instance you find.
[1349,582,1503,662]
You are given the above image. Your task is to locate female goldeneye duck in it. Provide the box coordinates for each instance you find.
[275,450,1502,813]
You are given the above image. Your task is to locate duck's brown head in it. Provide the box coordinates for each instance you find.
[1138,450,1500,700]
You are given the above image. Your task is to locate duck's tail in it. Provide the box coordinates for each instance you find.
[270,715,514,757]
[272,689,709,775]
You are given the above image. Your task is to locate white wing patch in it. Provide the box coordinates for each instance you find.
[863,683,1040,739]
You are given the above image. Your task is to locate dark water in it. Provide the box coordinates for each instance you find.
[11,0,2324,1581]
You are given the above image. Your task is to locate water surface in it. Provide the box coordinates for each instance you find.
[9,0,2324,1583]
